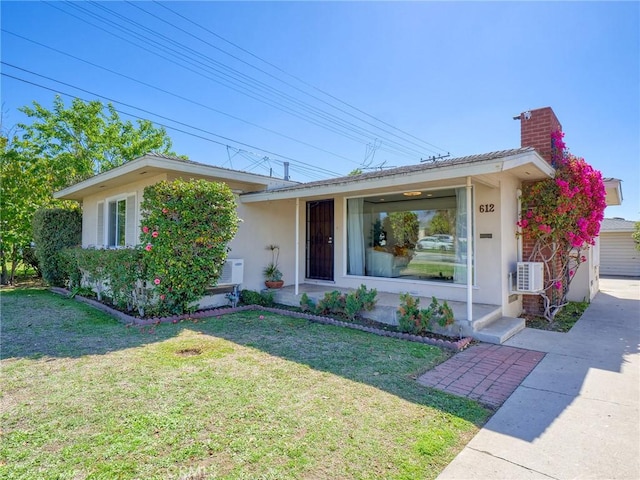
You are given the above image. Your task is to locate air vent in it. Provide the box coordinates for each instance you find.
[516,262,544,292]
[218,259,244,285]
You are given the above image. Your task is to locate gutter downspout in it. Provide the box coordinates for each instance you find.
[466,177,473,323]
[295,198,300,295]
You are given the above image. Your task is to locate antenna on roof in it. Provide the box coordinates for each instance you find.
[362,160,396,171]
[420,152,450,163]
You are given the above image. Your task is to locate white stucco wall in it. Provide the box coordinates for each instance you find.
[222,199,296,291]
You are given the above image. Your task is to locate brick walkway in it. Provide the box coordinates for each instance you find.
[417,343,545,408]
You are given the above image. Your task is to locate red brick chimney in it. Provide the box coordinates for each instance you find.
[517,107,562,164]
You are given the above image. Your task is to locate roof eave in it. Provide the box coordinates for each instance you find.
[603,178,622,206]
[241,150,553,203]
[53,154,299,201]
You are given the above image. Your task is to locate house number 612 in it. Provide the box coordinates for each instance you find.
[479,204,495,213]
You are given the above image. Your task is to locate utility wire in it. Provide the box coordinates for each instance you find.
[1,69,342,179]
[3,29,357,165]
[122,0,436,159]
[149,0,449,155]
[51,1,430,160]
[86,0,426,160]
[47,1,405,160]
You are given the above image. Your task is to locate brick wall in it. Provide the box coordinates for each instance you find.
[519,107,562,315]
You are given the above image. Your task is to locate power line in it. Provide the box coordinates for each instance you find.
[48,1,435,161]
[2,29,357,166]
[93,0,429,160]
[151,0,450,155]
[47,1,404,160]
[2,69,342,179]
[125,0,441,158]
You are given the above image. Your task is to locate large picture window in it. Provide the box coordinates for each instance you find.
[347,188,472,284]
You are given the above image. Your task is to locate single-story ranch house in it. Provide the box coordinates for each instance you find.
[54,107,622,343]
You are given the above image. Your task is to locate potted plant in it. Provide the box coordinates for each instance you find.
[264,244,284,289]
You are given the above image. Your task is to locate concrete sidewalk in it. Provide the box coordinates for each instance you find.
[438,277,640,480]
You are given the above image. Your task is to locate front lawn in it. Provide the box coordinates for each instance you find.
[1,289,489,479]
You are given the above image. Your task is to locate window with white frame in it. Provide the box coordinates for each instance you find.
[108,198,127,247]
[97,194,136,247]
[346,187,473,284]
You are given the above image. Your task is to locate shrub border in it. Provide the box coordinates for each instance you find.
[51,287,473,352]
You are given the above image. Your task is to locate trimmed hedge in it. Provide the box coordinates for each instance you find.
[64,247,151,316]
[32,208,82,286]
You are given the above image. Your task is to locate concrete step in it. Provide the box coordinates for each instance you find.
[473,316,526,344]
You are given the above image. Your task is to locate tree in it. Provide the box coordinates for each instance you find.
[518,130,606,320]
[633,222,640,251]
[15,95,179,189]
[0,127,59,284]
[0,95,181,284]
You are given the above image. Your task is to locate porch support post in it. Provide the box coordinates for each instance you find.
[466,176,473,323]
[295,197,300,295]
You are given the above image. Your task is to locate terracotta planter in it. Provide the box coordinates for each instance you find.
[264,280,284,289]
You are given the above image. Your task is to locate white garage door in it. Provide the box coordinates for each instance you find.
[600,232,640,277]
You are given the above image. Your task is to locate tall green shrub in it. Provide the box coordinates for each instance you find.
[32,208,82,286]
[140,179,239,315]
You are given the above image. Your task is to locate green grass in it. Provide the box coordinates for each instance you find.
[1,289,489,479]
[525,300,589,332]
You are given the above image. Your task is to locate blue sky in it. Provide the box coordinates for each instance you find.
[2,1,638,220]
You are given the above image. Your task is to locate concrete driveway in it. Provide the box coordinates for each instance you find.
[438,277,640,480]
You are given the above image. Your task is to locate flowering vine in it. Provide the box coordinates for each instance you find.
[518,130,606,320]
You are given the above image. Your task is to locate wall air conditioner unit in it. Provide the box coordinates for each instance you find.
[516,262,544,292]
[218,259,244,285]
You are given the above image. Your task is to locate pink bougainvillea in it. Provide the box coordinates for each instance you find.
[142,226,149,234]
[151,231,159,238]
[518,130,606,320]
[145,243,152,252]
[154,278,161,285]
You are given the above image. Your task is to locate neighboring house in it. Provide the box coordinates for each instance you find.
[54,107,622,343]
[599,218,640,277]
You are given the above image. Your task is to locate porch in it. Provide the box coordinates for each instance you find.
[268,283,524,344]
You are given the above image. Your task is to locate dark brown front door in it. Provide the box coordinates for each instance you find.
[306,199,334,281]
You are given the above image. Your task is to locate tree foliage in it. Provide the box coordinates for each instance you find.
[16,96,178,188]
[633,222,640,251]
[0,140,53,283]
[140,179,240,315]
[0,95,180,284]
